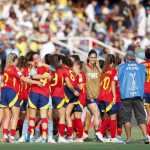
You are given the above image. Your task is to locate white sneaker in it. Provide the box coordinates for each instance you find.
[74,138,84,143]
[110,138,120,143]
[18,136,26,143]
[67,138,74,142]
[103,137,111,143]
[48,137,56,143]
[35,136,42,143]
[83,132,88,140]
[58,137,68,143]
[95,132,104,142]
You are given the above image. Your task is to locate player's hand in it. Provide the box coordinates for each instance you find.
[112,97,116,105]
[74,90,79,97]
[37,81,43,87]
[43,73,52,80]
[147,116,150,124]
[96,60,100,68]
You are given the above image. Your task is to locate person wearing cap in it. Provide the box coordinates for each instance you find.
[117,51,149,144]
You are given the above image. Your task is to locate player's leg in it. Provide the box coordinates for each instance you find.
[83,108,92,140]
[74,104,84,142]
[10,106,20,142]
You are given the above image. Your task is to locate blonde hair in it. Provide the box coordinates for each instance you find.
[6,53,18,68]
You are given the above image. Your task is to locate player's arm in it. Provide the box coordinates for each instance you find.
[65,77,79,96]
[38,62,56,71]
[21,76,43,87]
[111,80,116,104]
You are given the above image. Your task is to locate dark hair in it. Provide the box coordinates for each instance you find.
[88,49,97,57]
[145,48,150,60]
[62,56,73,68]
[25,51,38,61]
[102,54,115,74]
[17,56,28,68]
[70,55,80,62]
[113,56,122,68]
[74,61,84,71]
[45,54,52,65]
[99,60,104,69]
[45,54,61,69]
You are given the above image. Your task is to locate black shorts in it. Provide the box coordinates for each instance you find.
[120,99,146,125]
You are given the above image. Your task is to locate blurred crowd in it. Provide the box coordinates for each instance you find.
[0,0,150,72]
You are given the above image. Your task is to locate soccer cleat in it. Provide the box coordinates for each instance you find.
[48,137,56,143]
[2,137,9,143]
[67,138,74,142]
[143,137,149,144]
[110,138,121,143]
[83,132,88,140]
[58,137,68,143]
[18,136,26,143]
[29,137,34,143]
[35,136,42,143]
[123,139,132,144]
[74,138,84,143]
[117,136,124,143]
[103,136,111,143]
[41,138,47,144]
[95,132,104,143]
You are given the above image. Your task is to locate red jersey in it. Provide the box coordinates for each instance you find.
[3,65,23,93]
[98,67,115,102]
[79,72,86,106]
[51,68,66,99]
[30,66,51,97]
[112,69,121,102]
[142,60,150,93]
[63,66,79,88]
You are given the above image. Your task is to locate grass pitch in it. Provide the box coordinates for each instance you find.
[0,127,149,150]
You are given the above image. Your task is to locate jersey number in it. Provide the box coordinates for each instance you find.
[51,73,58,87]
[103,76,110,90]
[146,68,150,82]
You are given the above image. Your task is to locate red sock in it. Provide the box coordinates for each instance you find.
[59,124,65,137]
[67,127,73,137]
[110,120,117,138]
[41,118,48,137]
[76,118,83,138]
[117,127,122,136]
[3,129,8,136]
[72,119,77,132]
[84,130,88,135]
[17,119,23,137]
[147,123,150,136]
[10,129,16,137]
[28,117,35,136]
[99,117,111,135]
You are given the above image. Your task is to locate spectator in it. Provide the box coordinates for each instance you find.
[118,52,149,144]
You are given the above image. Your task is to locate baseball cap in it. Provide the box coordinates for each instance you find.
[125,51,136,61]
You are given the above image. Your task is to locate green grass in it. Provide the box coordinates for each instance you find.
[0,127,149,150]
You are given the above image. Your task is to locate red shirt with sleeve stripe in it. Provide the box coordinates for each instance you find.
[51,68,66,99]
[30,66,51,97]
[98,67,114,102]
[79,72,86,106]
[112,69,121,102]
[3,65,23,93]
[141,60,150,93]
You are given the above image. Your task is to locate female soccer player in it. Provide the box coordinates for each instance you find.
[83,50,103,142]
[98,54,122,143]
[141,48,150,138]
[27,52,51,143]
[72,61,86,142]
[1,53,42,143]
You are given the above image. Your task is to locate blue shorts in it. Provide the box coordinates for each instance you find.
[52,97,66,109]
[72,103,83,113]
[0,88,20,108]
[86,99,99,114]
[20,99,28,111]
[28,92,49,110]
[99,101,121,115]
[64,86,79,104]
[144,93,150,106]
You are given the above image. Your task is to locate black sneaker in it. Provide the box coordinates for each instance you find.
[143,137,149,144]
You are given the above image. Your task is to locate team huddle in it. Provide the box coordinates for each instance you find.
[0,48,150,144]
